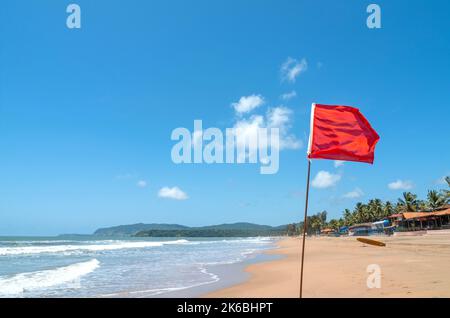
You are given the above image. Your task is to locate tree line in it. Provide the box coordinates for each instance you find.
[134,228,287,237]
[286,176,450,236]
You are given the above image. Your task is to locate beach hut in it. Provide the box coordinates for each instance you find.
[387,213,403,227]
[320,228,337,236]
[372,220,390,232]
[339,226,349,235]
[394,207,450,231]
[348,223,372,236]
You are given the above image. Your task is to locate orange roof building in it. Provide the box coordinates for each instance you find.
[394,208,450,231]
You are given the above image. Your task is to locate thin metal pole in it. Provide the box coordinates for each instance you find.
[299,159,311,298]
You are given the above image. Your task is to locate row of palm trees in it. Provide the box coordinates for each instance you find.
[288,211,327,236]
[288,176,450,235]
[327,177,449,232]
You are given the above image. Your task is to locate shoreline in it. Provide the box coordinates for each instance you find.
[157,239,283,298]
[203,237,298,298]
[204,234,450,298]
[157,253,279,298]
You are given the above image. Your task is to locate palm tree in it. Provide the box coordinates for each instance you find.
[328,219,339,231]
[304,179,450,233]
[343,209,353,226]
[361,203,372,222]
[305,211,328,234]
[417,200,428,211]
[353,202,365,223]
[384,201,395,217]
[443,176,450,204]
[287,223,298,236]
[337,218,345,229]
[368,199,384,221]
[397,192,419,212]
[319,211,327,225]
[394,202,404,214]
[309,215,322,235]
[427,190,446,211]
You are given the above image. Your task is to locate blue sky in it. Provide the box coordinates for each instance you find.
[1,0,449,235]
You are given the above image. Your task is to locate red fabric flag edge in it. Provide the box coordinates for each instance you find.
[307,103,380,164]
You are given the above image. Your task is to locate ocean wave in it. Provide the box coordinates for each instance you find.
[197,258,242,266]
[0,259,100,296]
[195,248,261,266]
[0,239,189,256]
[223,237,274,244]
[185,237,275,246]
[0,240,79,245]
[100,265,220,297]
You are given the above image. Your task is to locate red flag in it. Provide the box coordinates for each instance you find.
[307,104,380,164]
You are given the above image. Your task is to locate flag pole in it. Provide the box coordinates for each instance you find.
[299,159,311,298]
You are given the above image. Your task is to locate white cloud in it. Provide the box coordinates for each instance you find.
[267,106,291,128]
[280,90,297,101]
[233,115,265,162]
[266,106,301,150]
[281,57,307,83]
[232,94,264,114]
[388,180,414,190]
[158,186,189,200]
[137,180,147,188]
[334,160,345,168]
[232,106,301,154]
[311,171,341,188]
[342,188,364,199]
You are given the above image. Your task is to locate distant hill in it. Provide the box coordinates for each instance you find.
[200,222,274,230]
[94,222,287,237]
[93,223,189,236]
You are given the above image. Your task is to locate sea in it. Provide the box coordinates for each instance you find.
[0,236,277,298]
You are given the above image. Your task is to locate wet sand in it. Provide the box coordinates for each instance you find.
[204,234,450,298]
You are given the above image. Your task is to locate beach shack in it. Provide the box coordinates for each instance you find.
[372,219,390,233]
[348,223,372,236]
[320,228,338,236]
[339,226,349,235]
[389,207,450,232]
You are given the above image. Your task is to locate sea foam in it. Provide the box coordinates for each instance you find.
[0,239,189,256]
[0,259,100,296]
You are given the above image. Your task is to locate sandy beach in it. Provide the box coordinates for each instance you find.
[205,234,450,298]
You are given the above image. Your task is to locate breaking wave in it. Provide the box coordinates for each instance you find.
[0,259,100,296]
[0,239,189,256]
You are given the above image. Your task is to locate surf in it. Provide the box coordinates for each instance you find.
[0,239,189,256]
[0,259,100,296]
